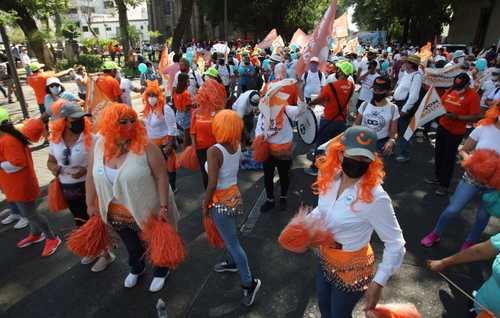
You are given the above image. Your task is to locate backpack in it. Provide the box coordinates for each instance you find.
[304,70,323,84]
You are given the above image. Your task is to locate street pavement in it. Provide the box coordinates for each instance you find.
[0,77,499,318]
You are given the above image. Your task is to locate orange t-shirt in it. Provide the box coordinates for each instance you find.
[96,74,121,101]
[27,71,55,104]
[173,90,192,112]
[260,81,298,106]
[439,88,480,135]
[0,134,40,202]
[319,79,354,121]
[191,110,216,150]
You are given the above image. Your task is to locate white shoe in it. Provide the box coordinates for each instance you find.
[13,217,29,229]
[124,269,145,288]
[91,253,116,272]
[81,256,98,265]
[149,271,170,293]
[2,214,20,225]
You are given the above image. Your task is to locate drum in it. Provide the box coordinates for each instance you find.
[297,105,324,145]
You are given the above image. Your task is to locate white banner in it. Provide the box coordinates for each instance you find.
[404,87,445,140]
[423,64,464,88]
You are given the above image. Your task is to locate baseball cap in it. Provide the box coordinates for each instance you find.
[335,61,354,76]
[102,61,120,71]
[29,62,45,72]
[0,108,10,124]
[310,56,320,63]
[46,77,62,87]
[453,50,465,59]
[372,76,391,90]
[404,54,421,66]
[58,103,90,119]
[341,126,377,161]
[452,73,470,90]
[204,67,219,78]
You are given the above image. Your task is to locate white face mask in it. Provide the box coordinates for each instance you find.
[148,96,158,106]
[49,86,61,95]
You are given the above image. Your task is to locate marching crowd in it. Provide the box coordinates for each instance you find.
[0,39,499,317]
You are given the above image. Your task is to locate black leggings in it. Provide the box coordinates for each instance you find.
[434,125,464,188]
[263,157,291,199]
[196,148,209,189]
[60,182,88,227]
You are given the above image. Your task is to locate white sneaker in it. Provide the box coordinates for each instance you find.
[149,271,170,293]
[124,269,145,288]
[13,217,29,229]
[2,214,20,225]
[91,253,116,272]
[81,256,98,265]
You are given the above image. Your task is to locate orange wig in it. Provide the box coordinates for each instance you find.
[96,103,148,160]
[477,104,499,126]
[195,78,226,114]
[49,117,93,150]
[21,118,45,143]
[142,80,166,118]
[313,141,385,207]
[212,110,243,149]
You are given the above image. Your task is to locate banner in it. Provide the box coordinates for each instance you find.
[272,35,285,51]
[290,28,310,49]
[256,29,278,49]
[404,87,445,140]
[332,12,348,38]
[423,63,464,87]
[296,0,337,78]
[345,37,359,54]
[85,77,112,124]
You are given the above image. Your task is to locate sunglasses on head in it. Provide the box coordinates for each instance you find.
[118,118,136,125]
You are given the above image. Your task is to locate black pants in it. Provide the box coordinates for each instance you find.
[196,148,209,189]
[263,156,291,199]
[38,103,46,114]
[60,182,88,227]
[78,93,86,101]
[168,172,176,191]
[435,125,464,188]
[115,226,168,277]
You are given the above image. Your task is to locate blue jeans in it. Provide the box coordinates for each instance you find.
[9,202,20,216]
[212,211,253,286]
[396,113,412,158]
[315,264,365,318]
[434,179,492,243]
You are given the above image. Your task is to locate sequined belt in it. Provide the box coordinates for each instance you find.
[319,243,375,292]
[107,202,140,231]
[210,185,243,216]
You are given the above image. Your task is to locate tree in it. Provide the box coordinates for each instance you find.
[113,0,143,59]
[172,0,194,51]
[6,26,27,44]
[127,25,141,48]
[148,30,162,43]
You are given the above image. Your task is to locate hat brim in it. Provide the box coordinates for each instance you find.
[345,148,375,161]
[68,112,91,119]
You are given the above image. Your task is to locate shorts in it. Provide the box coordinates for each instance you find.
[176,111,191,130]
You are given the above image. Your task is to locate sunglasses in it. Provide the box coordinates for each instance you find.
[118,118,136,125]
[63,147,71,166]
[48,84,60,88]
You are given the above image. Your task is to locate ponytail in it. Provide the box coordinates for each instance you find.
[0,122,30,145]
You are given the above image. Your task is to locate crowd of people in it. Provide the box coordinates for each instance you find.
[0,37,499,317]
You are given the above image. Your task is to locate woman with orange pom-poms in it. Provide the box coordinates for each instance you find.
[67,103,184,293]
[422,105,500,250]
[202,110,261,307]
[279,126,406,317]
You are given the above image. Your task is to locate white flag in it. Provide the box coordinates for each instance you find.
[404,87,445,140]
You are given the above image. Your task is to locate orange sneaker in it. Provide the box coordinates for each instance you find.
[17,233,45,248]
[41,237,62,257]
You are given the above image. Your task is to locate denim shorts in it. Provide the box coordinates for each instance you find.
[176,111,191,129]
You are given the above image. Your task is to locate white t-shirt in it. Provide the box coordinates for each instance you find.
[232,90,258,118]
[120,78,134,107]
[144,104,178,139]
[358,101,400,139]
[173,69,204,99]
[301,70,326,99]
[358,72,379,102]
[49,134,97,184]
[255,105,301,144]
[487,87,500,103]
[216,64,233,86]
[469,124,500,154]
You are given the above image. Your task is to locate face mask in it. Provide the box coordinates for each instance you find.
[372,92,386,102]
[310,64,318,72]
[119,124,135,140]
[341,156,370,179]
[49,86,61,95]
[148,96,158,106]
[69,118,85,134]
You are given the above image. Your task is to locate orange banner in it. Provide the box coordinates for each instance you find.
[256,29,278,49]
[290,28,310,49]
[85,77,112,124]
[332,12,348,38]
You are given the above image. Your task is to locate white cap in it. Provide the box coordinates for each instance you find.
[270,54,281,63]
[46,77,61,87]
[310,56,320,63]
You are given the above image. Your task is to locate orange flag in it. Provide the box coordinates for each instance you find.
[158,47,171,75]
[419,42,433,66]
[290,28,310,49]
[256,29,278,49]
[296,0,337,78]
[332,12,348,38]
[85,77,112,124]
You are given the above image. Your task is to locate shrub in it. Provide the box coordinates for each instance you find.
[77,54,103,73]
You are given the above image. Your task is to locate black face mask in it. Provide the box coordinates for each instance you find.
[372,92,386,102]
[69,118,85,134]
[341,157,370,179]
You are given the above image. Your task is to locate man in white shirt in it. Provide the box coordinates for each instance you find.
[300,56,326,102]
[19,48,31,76]
[356,60,379,108]
[118,76,141,107]
[215,54,234,96]
[393,54,423,162]
[173,58,204,99]
[232,90,260,147]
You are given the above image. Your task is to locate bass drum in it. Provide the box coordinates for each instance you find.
[297,105,324,145]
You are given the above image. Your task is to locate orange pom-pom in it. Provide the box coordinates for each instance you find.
[178,146,200,171]
[48,178,68,212]
[67,214,110,257]
[278,207,311,253]
[307,217,335,247]
[367,304,421,318]
[141,216,186,268]
[203,214,224,249]
[462,149,500,187]
[21,118,45,143]
[252,135,270,162]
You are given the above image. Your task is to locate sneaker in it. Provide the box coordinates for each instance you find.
[81,256,98,265]
[424,177,440,185]
[460,240,474,251]
[1,214,20,225]
[435,186,449,196]
[214,261,239,273]
[17,233,45,248]
[149,271,170,293]
[278,196,287,211]
[304,167,318,176]
[91,252,116,272]
[41,237,62,257]
[260,199,275,213]
[13,217,29,229]
[395,155,410,163]
[124,269,145,288]
[421,231,440,247]
[242,278,262,307]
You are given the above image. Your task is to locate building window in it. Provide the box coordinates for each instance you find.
[106,26,112,31]
[81,6,95,14]
[68,8,78,14]
[93,28,100,35]
[140,25,144,30]
[104,1,114,8]
[165,0,171,15]
[82,26,89,32]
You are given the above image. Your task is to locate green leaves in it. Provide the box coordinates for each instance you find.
[0,10,18,27]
